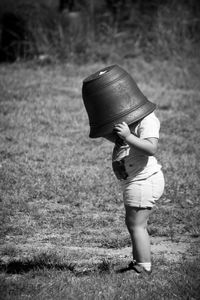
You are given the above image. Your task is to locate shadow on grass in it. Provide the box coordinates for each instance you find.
[0,259,76,274]
[0,252,78,275]
[115,265,132,274]
[0,255,114,277]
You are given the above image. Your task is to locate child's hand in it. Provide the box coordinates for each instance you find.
[114,122,131,140]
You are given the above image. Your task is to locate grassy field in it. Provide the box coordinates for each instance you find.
[0,57,200,299]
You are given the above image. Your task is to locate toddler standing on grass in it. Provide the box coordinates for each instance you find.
[105,112,164,274]
[82,65,165,275]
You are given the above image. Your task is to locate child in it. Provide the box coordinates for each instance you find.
[105,112,164,274]
[82,65,164,275]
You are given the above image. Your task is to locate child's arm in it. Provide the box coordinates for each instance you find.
[114,122,158,156]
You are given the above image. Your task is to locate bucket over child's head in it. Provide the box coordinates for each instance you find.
[82,65,156,138]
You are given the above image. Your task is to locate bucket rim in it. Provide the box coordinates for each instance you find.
[89,101,156,138]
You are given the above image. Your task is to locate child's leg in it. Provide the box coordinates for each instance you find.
[125,206,152,266]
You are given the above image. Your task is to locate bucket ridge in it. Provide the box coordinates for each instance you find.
[89,102,146,127]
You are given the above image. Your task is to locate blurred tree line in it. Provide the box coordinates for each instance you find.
[0,0,199,62]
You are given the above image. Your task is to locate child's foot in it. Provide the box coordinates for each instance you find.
[128,261,152,275]
[116,261,152,274]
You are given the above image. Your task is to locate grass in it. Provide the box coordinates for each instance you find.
[0,56,200,299]
[0,255,200,299]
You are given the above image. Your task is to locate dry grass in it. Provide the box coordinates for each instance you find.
[0,57,200,299]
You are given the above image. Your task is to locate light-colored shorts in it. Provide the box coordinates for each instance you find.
[123,170,165,208]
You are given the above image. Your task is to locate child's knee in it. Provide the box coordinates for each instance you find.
[125,206,151,231]
[125,218,147,235]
